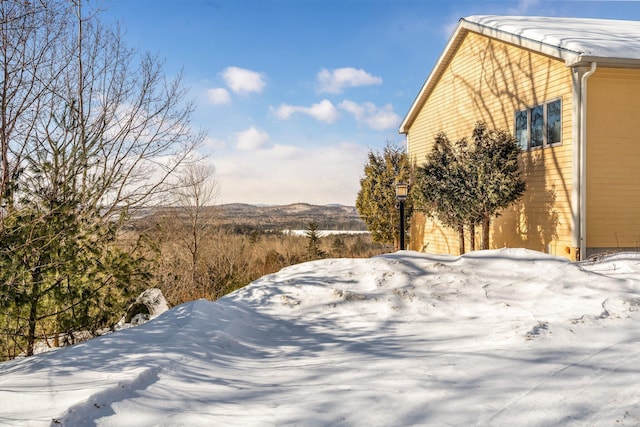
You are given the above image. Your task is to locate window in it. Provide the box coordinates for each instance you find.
[530,105,544,148]
[514,98,562,150]
[515,110,528,150]
[547,100,562,144]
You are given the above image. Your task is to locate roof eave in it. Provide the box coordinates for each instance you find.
[568,56,640,68]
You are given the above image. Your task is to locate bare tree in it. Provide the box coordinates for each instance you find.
[0,1,71,210]
[27,1,203,218]
[172,162,218,294]
[0,0,204,358]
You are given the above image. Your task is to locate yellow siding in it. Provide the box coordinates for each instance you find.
[407,31,574,256]
[586,68,640,250]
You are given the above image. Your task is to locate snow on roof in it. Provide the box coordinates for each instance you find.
[463,15,640,65]
[399,15,640,133]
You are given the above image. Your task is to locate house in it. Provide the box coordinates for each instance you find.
[399,15,640,260]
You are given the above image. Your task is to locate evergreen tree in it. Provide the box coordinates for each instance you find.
[305,222,325,260]
[412,133,471,254]
[469,122,526,249]
[331,236,346,257]
[356,143,412,249]
[0,195,150,358]
[413,123,525,253]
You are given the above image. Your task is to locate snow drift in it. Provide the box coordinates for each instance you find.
[1,249,640,426]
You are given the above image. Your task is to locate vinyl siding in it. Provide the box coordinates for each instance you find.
[586,68,640,251]
[406,31,574,256]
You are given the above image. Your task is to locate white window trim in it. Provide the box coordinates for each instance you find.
[515,98,562,150]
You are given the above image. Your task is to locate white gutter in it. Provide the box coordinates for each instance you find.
[579,62,597,259]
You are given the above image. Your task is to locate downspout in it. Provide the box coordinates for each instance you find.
[405,133,410,156]
[579,62,597,259]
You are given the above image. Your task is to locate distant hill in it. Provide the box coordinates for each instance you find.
[213,203,366,232]
[135,203,367,233]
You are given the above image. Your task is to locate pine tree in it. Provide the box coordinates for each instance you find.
[0,196,150,358]
[331,236,346,257]
[356,143,412,249]
[305,222,325,260]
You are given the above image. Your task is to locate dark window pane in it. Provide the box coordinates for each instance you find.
[530,105,544,148]
[515,110,528,150]
[547,99,562,144]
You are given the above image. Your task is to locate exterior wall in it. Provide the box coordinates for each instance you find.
[586,68,640,254]
[406,31,575,256]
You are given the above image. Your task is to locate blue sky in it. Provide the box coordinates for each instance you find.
[104,0,640,206]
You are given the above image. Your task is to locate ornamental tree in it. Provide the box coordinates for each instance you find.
[470,122,526,249]
[413,122,525,253]
[412,132,472,254]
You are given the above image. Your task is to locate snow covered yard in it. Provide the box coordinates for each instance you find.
[1,248,640,426]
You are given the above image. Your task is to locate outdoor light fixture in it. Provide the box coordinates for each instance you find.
[396,182,408,250]
[395,182,409,201]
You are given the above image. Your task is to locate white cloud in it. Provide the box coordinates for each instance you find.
[222,66,266,96]
[317,67,383,94]
[203,136,226,151]
[272,104,297,120]
[207,88,231,105]
[264,144,304,160]
[234,127,270,151]
[338,100,401,130]
[213,141,368,205]
[508,0,540,15]
[338,100,365,119]
[272,99,340,124]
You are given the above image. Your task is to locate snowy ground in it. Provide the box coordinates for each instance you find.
[2,248,640,426]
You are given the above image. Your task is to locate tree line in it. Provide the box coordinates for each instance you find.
[357,122,525,254]
[138,174,388,308]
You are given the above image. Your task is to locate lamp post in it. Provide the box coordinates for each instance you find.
[396,182,408,251]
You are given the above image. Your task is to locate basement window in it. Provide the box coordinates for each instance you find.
[514,99,562,150]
